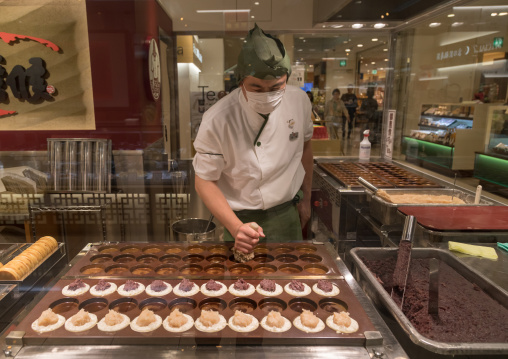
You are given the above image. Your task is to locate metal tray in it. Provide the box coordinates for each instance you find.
[369,189,494,226]
[414,224,508,247]
[350,247,508,355]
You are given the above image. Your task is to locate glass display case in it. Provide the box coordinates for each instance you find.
[402,104,487,172]
[474,106,508,188]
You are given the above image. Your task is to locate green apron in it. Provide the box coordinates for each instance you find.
[223,190,303,243]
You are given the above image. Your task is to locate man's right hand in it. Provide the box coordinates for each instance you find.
[233,222,265,253]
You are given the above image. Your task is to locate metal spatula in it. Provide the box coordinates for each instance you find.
[428,258,439,317]
[391,215,417,309]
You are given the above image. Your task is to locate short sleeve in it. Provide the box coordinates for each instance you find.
[192,114,226,181]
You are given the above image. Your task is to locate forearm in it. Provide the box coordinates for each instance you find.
[300,140,313,202]
[194,175,242,236]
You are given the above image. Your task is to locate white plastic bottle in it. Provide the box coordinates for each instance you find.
[359,130,371,162]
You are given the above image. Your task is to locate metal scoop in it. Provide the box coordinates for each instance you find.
[391,215,417,309]
[358,176,379,194]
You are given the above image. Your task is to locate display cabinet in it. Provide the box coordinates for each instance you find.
[474,106,508,188]
[402,103,488,171]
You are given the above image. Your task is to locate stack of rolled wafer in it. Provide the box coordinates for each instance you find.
[0,236,58,280]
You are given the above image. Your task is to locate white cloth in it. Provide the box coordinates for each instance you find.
[193,86,313,211]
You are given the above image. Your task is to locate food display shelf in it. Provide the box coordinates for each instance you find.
[65,242,340,279]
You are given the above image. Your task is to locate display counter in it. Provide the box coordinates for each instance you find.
[0,241,408,359]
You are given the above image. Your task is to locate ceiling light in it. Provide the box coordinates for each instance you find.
[180,17,184,21]
[374,23,386,29]
[500,12,508,16]
[299,37,304,40]
[352,23,364,29]
[372,38,378,41]
[251,15,255,18]
[451,22,464,27]
[491,13,498,16]
[303,40,306,42]
[254,1,260,5]
[383,48,388,51]
[371,62,375,64]
[357,44,363,47]
[297,49,302,52]
[429,22,441,27]
[322,25,326,28]
[331,24,344,28]
[386,12,389,16]
[381,15,384,19]
[447,14,455,17]
[343,40,348,43]
[345,49,351,52]
[196,9,250,13]
[384,58,388,61]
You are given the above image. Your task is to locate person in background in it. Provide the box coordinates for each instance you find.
[324,88,349,139]
[357,87,378,139]
[341,84,357,139]
[306,91,320,121]
[193,24,314,254]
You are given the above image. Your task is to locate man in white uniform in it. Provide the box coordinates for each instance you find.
[193,25,313,254]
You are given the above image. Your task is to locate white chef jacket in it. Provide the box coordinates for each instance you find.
[193,85,313,211]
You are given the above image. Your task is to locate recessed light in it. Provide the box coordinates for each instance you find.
[322,25,326,28]
[500,12,508,16]
[383,48,388,51]
[491,13,498,16]
[371,61,375,64]
[331,24,344,28]
[429,22,441,27]
[374,23,386,29]
[251,15,255,18]
[386,12,389,16]
[254,1,260,5]
[345,49,351,52]
[180,17,184,21]
[451,22,464,27]
[299,37,305,40]
[381,15,384,19]
[352,23,364,29]
[447,14,455,17]
[297,49,302,52]
[357,44,363,47]
[343,40,348,43]
[303,40,306,42]
[372,38,378,41]
[384,58,388,61]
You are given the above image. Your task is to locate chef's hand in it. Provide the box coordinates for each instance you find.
[233,222,265,254]
[297,201,311,228]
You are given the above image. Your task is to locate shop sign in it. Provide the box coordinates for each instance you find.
[148,38,161,101]
[0,32,59,118]
[288,64,305,88]
[383,110,396,160]
[436,38,505,61]
[339,60,347,67]
[372,69,378,75]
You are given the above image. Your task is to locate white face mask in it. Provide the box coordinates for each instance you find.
[243,86,285,115]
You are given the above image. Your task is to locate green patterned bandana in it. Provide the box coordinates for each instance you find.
[235,24,292,84]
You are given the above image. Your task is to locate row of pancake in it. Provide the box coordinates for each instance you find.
[0,236,58,280]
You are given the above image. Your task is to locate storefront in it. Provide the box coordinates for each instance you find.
[0,0,507,358]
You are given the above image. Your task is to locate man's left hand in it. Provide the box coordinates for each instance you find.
[297,201,311,228]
